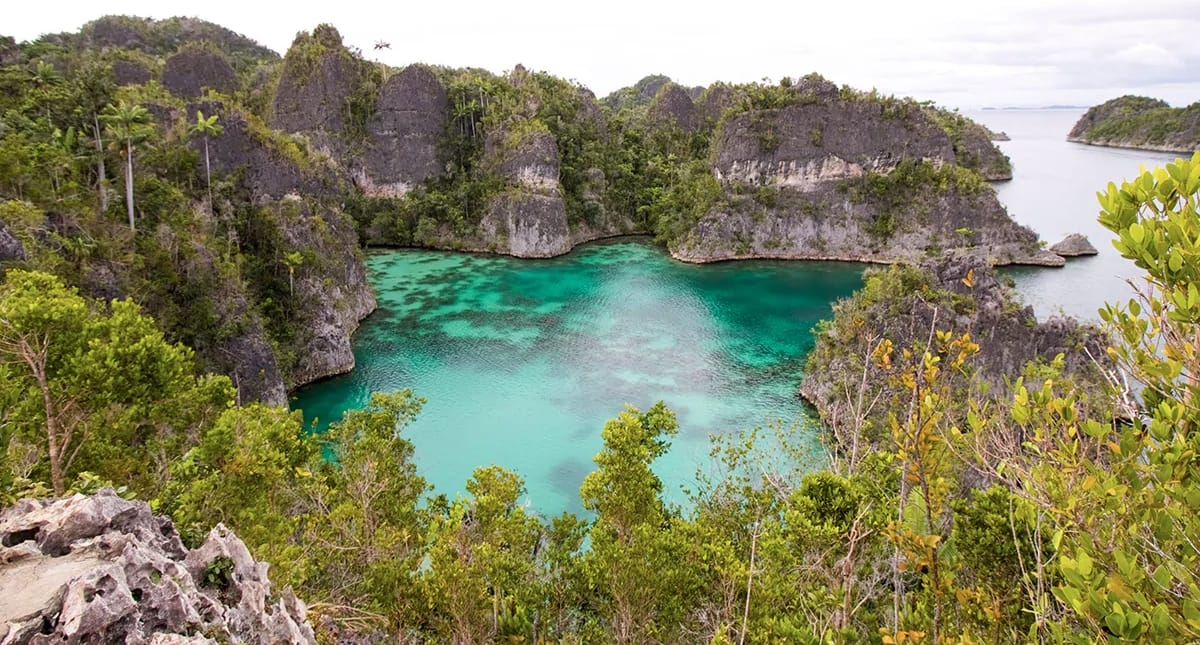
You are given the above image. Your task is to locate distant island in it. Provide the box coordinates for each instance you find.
[1068,95,1200,153]
[981,105,1087,111]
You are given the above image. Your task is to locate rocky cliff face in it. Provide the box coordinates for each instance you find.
[111,59,153,86]
[356,65,448,197]
[1068,96,1199,153]
[676,86,1056,265]
[471,129,571,257]
[648,83,699,133]
[0,489,316,645]
[271,26,371,157]
[0,220,25,263]
[162,48,236,99]
[194,100,376,388]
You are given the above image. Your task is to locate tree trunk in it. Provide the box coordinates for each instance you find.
[124,142,135,232]
[204,137,214,217]
[21,343,66,496]
[93,115,107,212]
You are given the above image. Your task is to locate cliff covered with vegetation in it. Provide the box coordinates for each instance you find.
[0,16,1063,400]
[8,20,1196,639]
[1,155,1199,642]
[1068,95,1200,153]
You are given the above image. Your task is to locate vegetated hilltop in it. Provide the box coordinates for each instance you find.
[1068,95,1200,153]
[0,16,1054,405]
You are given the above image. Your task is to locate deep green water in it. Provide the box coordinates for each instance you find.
[291,239,864,515]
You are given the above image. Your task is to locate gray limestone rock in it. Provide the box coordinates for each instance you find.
[357,65,448,197]
[1049,233,1099,256]
[480,193,572,258]
[487,130,561,195]
[272,25,370,156]
[680,96,1053,265]
[648,84,698,133]
[162,48,237,99]
[0,490,316,645]
[0,220,25,262]
[112,59,153,86]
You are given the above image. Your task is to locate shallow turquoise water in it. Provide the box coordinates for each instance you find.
[291,239,864,515]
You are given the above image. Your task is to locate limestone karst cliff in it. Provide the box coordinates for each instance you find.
[0,16,1066,401]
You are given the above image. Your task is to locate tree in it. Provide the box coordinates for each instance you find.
[100,100,153,231]
[283,251,304,298]
[580,402,704,644]
[188,111,223,218]
[422,466,543,643]
[0,270,232,495]
[1039,152,1200,641]
[160,403,317,583]
[304,390,430,630]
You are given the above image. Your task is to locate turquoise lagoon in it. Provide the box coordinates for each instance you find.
[292,111,1187,517]
[291,239,864,515]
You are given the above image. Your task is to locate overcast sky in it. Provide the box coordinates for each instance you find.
[5,0,1198,109]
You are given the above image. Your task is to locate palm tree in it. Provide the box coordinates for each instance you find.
[100,101,153,232]
[283,251,304,298]
[188,111,223,218]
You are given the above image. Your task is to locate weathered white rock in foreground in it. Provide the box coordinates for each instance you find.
[0,489,315,645]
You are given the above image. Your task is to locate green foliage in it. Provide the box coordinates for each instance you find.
[304,390,430,626]
[926,106,1013,177]
[1078,95,1199,147]
[422,466,544,642]
[202,555,235,589]
[0,270,233,496]
[1041,152,1200,642]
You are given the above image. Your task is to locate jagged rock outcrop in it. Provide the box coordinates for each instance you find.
[648,83,698,132]
[270,196,376,384]
[80,16,277,66]
[479,192,572,258]
[487,129,561,193]
[0,490,316,645]
[697,84,735,124]
[947,117,1013,180]
[111,59,153,86]
[475,129,572,257]
[1049,233,1098,257]
[1068,96,1200,153]
[0,220,25,262]
[194,101,340,199]
[356,65,447,197]
[162,48,237,99]
[676,91,1056,265]
[191,100,374,389]
[800,253,1110,449]
[272,25,370,157]
[180,243,287,405]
